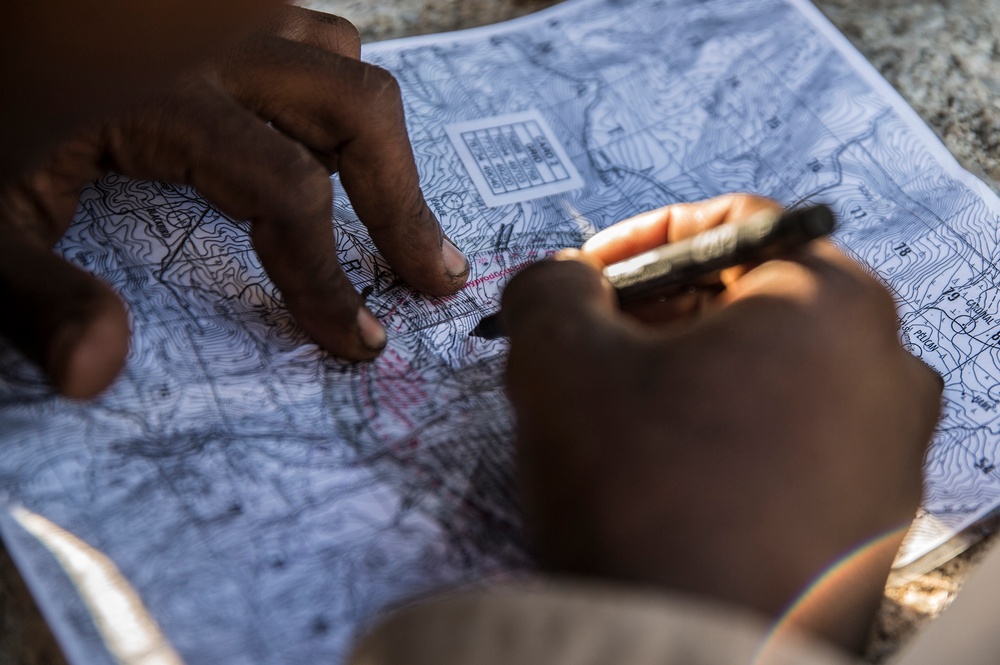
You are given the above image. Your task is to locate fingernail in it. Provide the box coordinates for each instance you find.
[357,307,387,351]
[442,237,470,278]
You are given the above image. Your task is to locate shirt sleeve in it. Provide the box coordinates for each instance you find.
[348,580,861,665]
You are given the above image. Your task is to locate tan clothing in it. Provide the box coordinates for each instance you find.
[350,581,859,665]
[351,543,1000,665]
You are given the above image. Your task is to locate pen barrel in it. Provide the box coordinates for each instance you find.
[605,205,835,303]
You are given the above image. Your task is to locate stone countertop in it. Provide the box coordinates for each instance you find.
[4,0,1000,663]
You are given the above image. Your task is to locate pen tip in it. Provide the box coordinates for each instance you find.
[470,313,505,339]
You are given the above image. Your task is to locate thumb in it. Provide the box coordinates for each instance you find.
[501,253,641,572]
[0,231,129,398]
[501,250,619,352]
[502,251,627,404]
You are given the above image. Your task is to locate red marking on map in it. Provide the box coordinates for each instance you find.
[464,259,537,290]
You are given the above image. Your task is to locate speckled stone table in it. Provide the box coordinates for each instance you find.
[4,0,1000,662]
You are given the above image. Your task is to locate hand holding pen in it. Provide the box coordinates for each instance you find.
[474,199,835,338]
[501,193,942,655]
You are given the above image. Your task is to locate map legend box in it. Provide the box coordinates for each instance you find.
[446,110,584,207]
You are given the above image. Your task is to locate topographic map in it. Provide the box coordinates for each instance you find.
[2,0,1000,662]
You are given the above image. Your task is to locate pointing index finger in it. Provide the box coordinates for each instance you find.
[219,36,470,298]
[105,79,388,360]
[502,251,619,349]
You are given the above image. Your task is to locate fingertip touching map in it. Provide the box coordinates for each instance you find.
[3,0,1000,662]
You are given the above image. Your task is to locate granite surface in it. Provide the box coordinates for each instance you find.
[4,0,1000,662]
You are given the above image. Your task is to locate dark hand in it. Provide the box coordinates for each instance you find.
[0,8,469,398]
[503,194,942,652]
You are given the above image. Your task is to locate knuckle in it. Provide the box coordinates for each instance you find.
[835,266,893,322]
[729,192,782,216]
[849,271,899,332]
[272,7,361,47]
[266,145,331,219]
[808,243,899,332]
[502,260,606,336]
[503,260,584,308]
[285,258,355,310]
[330,62,406,138]
[357,64,404,112]
[297,9,361,57]
[328,16,361,54]
[359,175,431,239]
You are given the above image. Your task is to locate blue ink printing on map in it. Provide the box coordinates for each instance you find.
[446,110,585,206]
[2,0,1000,662]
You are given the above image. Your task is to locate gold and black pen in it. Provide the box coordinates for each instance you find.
[469,204,836,340]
